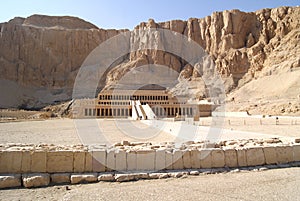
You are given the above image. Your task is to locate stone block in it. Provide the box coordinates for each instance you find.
[0,152,6,173]
[211,149,225,168]
[70,173,98,184]
[23,173,50,188]
[85,152,93,172]
[31,151,46,173]
[10,151,22,173]
[132,173,149,180]
[165,151,173,170]
[155,149,166,171]
[190,149,201,169]
[200,149,212,168]
[224,148,238,168]
[0,152,11,173]
[136,150,155,171]
[115,150,126,171]
[47,151,73,173]
[158,173,169,179]
[149,172,169,179]
[21,151,31,173]
[92,150,106,172]
[51,173,70,184]
[276,146,293,164]
[293,144,300,161]
[172,150,183,170]
[182,150,192,169]
[148,173,160,179]
[168,171,188,178]
[98,173,115,181]
[0,174,21,188]
[126,151,137,171]
[236,148,247,167]
[190,170,200,175]
[0,151,22,173]
[106,149,116,171]
[263,146,277,165]
[73,151,85,173]
[115,174,135,182]
[246,148,265,166]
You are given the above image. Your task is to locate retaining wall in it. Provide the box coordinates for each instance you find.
[1,141,300,174]
[1,139,300,188]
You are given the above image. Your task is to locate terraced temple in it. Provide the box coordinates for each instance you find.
[74,89,215,119]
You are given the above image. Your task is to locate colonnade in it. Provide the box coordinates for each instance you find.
[84,106,196,118]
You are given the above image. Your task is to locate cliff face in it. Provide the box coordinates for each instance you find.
[109,7,299,89]
[0,7,300,111]
[106,6,300,107]
[0,15,125,108]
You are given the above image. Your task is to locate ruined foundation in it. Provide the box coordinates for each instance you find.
[0,138,300,188]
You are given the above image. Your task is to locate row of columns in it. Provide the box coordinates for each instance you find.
[152,107,195,117]
[85,107,196,118]
[93,108,132,117]
[84,108,96,116]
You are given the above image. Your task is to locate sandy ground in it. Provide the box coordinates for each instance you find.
[225,70,300,116]
[0,167,299,201]
[0,119,81,145]
[198,116,300,138]
[0,110,40,120]
[0,119,180,145]
[0,117,299,145]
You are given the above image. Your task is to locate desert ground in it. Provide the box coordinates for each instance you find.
[0,116,299,145]
[198,116,300,138]
[0,116,299,200]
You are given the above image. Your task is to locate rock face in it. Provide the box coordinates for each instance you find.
[0,7,300,112]
[0,15,125,108]
[109,7,299,95]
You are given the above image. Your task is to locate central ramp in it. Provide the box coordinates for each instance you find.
[130,100,156,120]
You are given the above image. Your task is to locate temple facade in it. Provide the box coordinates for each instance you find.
[73,89,215,119]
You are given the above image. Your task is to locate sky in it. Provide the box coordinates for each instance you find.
[0,0,299,29]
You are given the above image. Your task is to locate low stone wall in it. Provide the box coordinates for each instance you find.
[0,138,300,188]
[1,139,300,174]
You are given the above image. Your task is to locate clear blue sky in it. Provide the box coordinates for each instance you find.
[1,0,299,29]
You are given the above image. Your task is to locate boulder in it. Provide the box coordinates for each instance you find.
[0,174,21,189]
[23,173,50,188]
[70,173,98,184]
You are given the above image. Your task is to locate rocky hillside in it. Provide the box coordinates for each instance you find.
[225,27,300,115]
[0,7,299,115]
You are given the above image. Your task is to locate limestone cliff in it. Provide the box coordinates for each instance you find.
[0,15,125,108]
[0,7,299,113]
[107,7,300,92]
